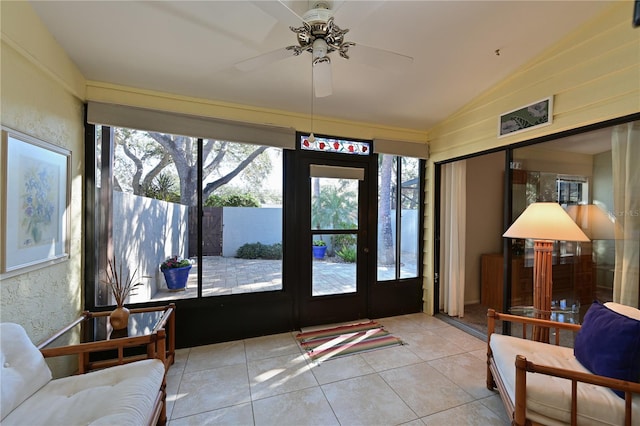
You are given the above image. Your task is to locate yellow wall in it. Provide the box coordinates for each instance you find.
[1,1,86,375]
[423,2,640,314]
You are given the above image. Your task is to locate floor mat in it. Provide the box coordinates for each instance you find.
[296,320,403,363]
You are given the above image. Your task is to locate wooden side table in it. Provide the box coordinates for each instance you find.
[38,304,175,374]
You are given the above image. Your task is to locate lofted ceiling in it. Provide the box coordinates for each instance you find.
[29,0,615,132]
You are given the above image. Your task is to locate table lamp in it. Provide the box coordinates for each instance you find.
[503,202,590,342]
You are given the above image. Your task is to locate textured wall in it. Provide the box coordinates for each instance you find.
[1,2,85,376]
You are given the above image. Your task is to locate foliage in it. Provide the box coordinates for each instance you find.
[312,240,326,246]
[332,233,356,251]
[311,182,357,230]
[205,192,260,207]
[110,128,275,206]
[143,172,180,202]
[101,258,142,307]
[160,255,192,270]
[336,246,357,263]
[236,242,282,260]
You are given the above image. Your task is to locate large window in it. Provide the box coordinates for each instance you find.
[377,154,420,281]
[92,125,283,306]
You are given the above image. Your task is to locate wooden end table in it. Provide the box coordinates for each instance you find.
[38,304,175,374]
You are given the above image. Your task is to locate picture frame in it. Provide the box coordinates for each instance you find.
[1,127,71,276]
[498,96,553,138]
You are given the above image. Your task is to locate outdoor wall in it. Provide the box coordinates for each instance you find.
[423,2,639,314]
[112,192,189,301]
[222,207,283,257]
[1,1,86,376]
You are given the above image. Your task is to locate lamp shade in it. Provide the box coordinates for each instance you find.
[504,202,590,242]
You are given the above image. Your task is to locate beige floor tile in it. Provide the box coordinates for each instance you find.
[468,348,487,361]
[247,352,318,400]
[428,353,495,400]
[380,362,474,417]
[322,374,417,425]
[245,332,302,361]
[421,400,509,425]
[402,330,467,361]
[185,340,246,373]
[253,387,339,426]
[440,326,487,351]
[166,371,182,420]
[360,344,423,372]
[310,353,375,384]
[168,402,254,426]
[479,394,511,424]
[172,363,251,420]
[167,348,190,377]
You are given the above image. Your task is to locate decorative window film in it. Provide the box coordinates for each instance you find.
[300,135,370,155]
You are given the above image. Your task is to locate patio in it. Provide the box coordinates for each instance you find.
[151,255,417,301]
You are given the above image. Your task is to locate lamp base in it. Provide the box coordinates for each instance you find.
[533,240,554,342]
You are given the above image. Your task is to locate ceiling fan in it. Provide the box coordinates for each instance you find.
[236,1,413,97]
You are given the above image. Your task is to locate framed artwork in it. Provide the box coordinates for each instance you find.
[498,96,553,138]
[1,127,71,275]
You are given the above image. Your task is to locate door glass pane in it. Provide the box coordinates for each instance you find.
[377,155,397,280]
[311,175,358,296]
[311,177,358,231]
[377,155,420,281]
[312,233,357,296]
[399,157,420,278]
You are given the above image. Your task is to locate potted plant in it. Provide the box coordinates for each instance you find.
[102,258,141,330]
[312,239,327,259]
[160,255,192,291]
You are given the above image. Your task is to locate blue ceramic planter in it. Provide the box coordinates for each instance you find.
[312,245,327,259]
[162,265,192,290]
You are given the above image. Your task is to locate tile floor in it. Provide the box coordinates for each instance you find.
[165,313,511,425]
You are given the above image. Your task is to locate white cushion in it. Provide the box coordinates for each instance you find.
[2,358,165,426]
[0,323,52,420]
[604,301,640,320]
[491,334,640,425]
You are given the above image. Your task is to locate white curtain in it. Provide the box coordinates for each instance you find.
[612,121,640,307]
[440,160,467,317]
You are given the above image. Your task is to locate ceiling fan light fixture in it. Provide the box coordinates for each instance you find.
[312,38,329,59]
[313,56,332,97]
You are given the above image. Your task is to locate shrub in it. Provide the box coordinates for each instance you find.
[236,242,282,260]
[205,193,260,207]
[336,246,357,263]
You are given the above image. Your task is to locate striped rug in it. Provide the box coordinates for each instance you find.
[296,320,402,363]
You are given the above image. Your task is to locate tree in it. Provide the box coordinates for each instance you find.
[112,128,272,206]
[378,154,395,265]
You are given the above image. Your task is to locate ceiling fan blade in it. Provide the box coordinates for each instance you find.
[347,43,414,74]
[313,59,333,97]
[331,1,384,32]
[235,47,295,72]
[250,0,303,28]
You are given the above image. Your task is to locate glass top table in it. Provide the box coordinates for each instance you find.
[509,305,581,325]
[38,304,175,373]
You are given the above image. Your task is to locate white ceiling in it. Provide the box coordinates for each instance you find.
[29,0,615,132]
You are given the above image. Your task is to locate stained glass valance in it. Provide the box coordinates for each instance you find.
[300,135,370,156]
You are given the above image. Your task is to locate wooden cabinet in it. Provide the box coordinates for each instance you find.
[481,254,593,311]
[481,254,529,311]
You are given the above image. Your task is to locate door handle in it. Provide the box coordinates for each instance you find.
[363,247,369,253]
